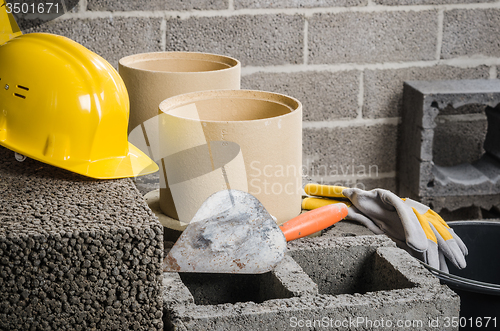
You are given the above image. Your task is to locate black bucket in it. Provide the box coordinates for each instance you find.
[423,221,500,330]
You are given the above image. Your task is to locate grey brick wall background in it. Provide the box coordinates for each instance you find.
[31,0,500,193]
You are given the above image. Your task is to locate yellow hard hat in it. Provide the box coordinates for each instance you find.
[0,33,158,179]
[0,0,22,45]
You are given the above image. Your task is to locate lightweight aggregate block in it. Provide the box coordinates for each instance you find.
[234,0,366,9]
[0,146,163,330]
[442,8,500,59]
[363,66,490,119]
[163,235,459,330]
[242,70,359,121]
[308,11,438,65]
[303,124,398,177]
[399,79,500,208]
[33,18,163,68]
[165,15,304,66]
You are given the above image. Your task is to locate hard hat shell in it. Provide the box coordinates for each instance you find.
[0,0,22,45]
[0,33,158,179]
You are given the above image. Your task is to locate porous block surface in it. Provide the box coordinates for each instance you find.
[0,146,163,330]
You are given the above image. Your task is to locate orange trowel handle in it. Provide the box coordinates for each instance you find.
[279,203,349,242]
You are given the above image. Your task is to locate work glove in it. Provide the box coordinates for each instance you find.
[302,184,468,272]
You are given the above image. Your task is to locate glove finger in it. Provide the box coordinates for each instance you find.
[438,250,449,273]
[345,206,384,235]
[423,209,469,257]
[424,240,440,270]
[429,222,467,269]
[448,228,468,256]
[380,193,428,252]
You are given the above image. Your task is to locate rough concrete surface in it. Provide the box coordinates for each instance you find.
[164,233,459,330]
[87,0,228,11]
[234,0,367,9]
[133,172,160,196]
[303,123,399,176]
[242,70,359,121]
[433,117,488,167]
[375,0,495,4]
[166,15,304,66]
[363,65,490,119]
[308,11,438,64]
[86,0,167,11]
[441,9,500,59]
[0,146,163,330]
[32,17,163,68]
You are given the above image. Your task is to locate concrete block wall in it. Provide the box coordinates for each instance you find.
[27,0,500,193]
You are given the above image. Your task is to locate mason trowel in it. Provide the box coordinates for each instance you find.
[163,189,348,274]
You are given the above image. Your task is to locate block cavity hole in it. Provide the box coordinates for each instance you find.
[178,272,293,305]
[288,247,413,296]
[431,104,500,188]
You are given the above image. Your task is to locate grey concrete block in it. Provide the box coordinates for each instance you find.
[439,103,488,116]
[433,118,488,167]
[234,0,366,9]
[272,256,319,297]
[164,235,459,330]
[303,124,399,176]
[442,9,500,59]
[32,17,163,68]
[165,0,228,10]
[308,11,438,65]
[0,146,163,330]
[287,236,399,296]
[356,176,397,192]
[86,0,166,11]
[421,194,500,212]
[437,206,483,221]
[242,71,359,121]
[399,79,500,205]
[133,172,160,196]
[166,15,304,66]
[87,0,228,11]
[321,220,377,237]
[364,66,490,119]
[374,0,495,5]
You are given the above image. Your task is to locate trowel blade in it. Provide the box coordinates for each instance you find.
[163,190,287,274]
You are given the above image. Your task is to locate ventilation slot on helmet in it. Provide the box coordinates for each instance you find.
[14,93,26,99]
[17,85,29,91]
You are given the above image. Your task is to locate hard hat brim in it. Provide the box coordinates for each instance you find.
[77,142,159,179]
[0,140,158,179]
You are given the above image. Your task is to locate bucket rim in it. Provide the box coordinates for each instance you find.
[421,220,500,296]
